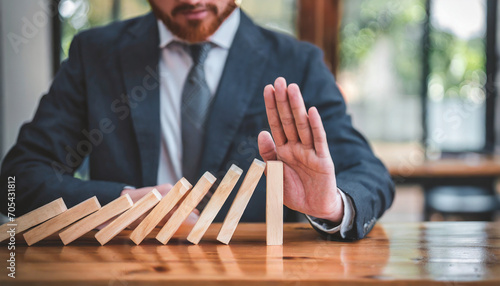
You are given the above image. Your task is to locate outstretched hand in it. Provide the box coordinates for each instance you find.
[258,77,343,223]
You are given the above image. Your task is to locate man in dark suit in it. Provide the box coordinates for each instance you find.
[0,0,394,240]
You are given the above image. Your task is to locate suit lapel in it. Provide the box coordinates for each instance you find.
[199,11,269,175]
[119,13,161,187]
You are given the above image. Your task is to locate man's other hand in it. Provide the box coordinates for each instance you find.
[96,183,199,230]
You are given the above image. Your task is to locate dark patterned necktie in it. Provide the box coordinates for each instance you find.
[181,42,213,185]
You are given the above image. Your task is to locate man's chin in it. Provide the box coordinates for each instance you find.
[178,28,214,43]
[168,20,219,43]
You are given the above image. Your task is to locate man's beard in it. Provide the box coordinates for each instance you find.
[156,2,237,43]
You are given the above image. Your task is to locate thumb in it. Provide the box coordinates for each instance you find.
[258,131,277,162]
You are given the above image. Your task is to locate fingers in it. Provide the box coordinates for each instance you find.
[156,183,173,196]
[274,78,299,142]
[158,206,199,227]
[264,77,325,153]
[122,187,153,203]
[308,107,331,158]
[159,206,177,226]
[258,131,278,162]
[288,83,314,149]
[263,84,287,146]
[184,210,200,225]
[126,209,152,229]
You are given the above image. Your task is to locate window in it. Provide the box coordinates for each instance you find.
[240,0,297,37]
[338,0,495,158]
[338,0,426,144]
[426,0,490,154]
[57,0,150,61]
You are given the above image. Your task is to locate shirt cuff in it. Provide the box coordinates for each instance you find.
[305,188,355,238]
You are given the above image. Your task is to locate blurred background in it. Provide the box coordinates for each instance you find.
[1,0,499,223]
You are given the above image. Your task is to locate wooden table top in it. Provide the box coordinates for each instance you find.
[387,156,500,178]
[372,142,500,178]
[1,222,499,285]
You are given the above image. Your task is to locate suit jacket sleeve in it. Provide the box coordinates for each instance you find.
[298,44,395,240]
[0,34,127,216]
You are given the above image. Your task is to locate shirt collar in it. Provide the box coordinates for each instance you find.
[157,8,240,49]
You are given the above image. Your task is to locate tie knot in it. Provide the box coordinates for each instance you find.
[189,42,212,66]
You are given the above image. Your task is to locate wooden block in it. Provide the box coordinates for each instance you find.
[95,190,162,245]
[59,194,134,245]
[0,198,67,242]
[23,197,100,246]
[266,161,283,245]
[156,172,216,244]
[187,165,242,244]
[130,178,192,245]
[217,159,266,244]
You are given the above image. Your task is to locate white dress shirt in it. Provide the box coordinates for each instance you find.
[156,8,239,186]
[155,8,354,237]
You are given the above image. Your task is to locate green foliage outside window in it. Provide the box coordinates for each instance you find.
[340,0,426,96]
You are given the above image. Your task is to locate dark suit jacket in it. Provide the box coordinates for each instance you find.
[0,11,394,240]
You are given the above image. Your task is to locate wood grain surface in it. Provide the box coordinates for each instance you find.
[0,198,67,242]
[266,161,283,245]
[23,197,100,246]
[131,179,192,245]
[1,222,499,285]
[217,159,266,244]
[156,172,216,244]
[95,190,161,245]
[187,165,242,244]
[60,194,133,245]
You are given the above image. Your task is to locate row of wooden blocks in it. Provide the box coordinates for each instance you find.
[0,159,284,246]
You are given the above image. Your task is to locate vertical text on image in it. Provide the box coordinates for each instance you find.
[6,176,16,278]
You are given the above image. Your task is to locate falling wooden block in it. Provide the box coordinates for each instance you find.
[59,194,134,245]
[23,197,100,246]
[130,178,193,245]
[187,165,243,244]
[95,190,162,245]
[156,172,216,244]
[266,161,283,245]
[0,198,67,242]
[217,159,266,244]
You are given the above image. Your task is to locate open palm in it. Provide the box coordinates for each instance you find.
[258,77,343,223]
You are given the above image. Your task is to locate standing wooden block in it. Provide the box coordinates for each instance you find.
[59,194,134,245]
[130,178,193,245]
[23,197,100,246]
[266,161,283,245]
[217,159,266,244]
[156,172,216,244]
[95,190,162,245]
[0,198,67,242]
[187,165,243,244]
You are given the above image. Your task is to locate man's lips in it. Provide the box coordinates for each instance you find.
[179,8,209,20]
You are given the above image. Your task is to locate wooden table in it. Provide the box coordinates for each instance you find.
[373,143,500,220]
[372,142,500,179]
[1,222,499,285]
[387,155,500,180]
